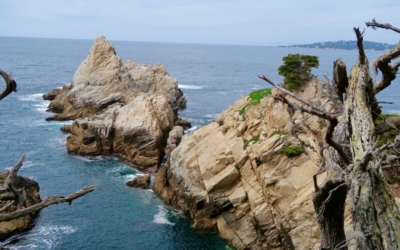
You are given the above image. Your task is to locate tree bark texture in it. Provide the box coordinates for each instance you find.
[312,180,348,250]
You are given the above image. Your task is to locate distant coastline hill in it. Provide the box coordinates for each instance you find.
[280,40,396,51]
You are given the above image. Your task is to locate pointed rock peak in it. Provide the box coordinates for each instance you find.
[90,36,117,57]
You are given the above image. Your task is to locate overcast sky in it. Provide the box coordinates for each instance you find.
[1,0,399,46]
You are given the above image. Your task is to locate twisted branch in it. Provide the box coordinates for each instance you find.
[0,70,17,101]
[366,18,400,34]
[258,75,351,165]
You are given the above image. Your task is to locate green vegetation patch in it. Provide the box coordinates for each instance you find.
[280,145,305,157]
[243,134,260,149]
[278,54,319,91]
[375,113,399,125]
[239,88,272,115]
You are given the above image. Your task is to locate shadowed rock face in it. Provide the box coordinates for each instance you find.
[44,36,186,172]
[0,173,40,240]
[155,80,350,249]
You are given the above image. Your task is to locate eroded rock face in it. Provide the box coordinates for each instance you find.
[44,36,186,172]
[155,80,342,249]
[0,173,41,240]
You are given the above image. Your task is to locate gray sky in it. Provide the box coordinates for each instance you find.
[1,0,399,46]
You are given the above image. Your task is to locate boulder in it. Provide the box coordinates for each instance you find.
[126,175,151,189]
[155,79,348,249]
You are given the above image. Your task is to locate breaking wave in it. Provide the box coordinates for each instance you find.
[153,206,175,226]
[178,84,208,90]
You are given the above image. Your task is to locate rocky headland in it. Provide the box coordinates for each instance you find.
[154,79,349,249]
[44,36,187,173]
[43,37,400,249]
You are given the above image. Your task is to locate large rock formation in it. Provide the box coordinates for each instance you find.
[44,36,186,172]
[0,173,40,240]
[155,80,344,249]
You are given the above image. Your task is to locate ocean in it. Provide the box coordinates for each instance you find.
[0,36,398,249]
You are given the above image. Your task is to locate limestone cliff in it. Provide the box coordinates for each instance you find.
[155,79,342,249]
[44,36,186,172]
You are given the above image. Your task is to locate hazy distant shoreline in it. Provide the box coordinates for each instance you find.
[279,40,396,51]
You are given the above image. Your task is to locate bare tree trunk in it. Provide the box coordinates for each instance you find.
[259,23,400,249]
[312,179,348,250]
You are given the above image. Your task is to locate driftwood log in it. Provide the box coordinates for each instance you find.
[259,21,400,250]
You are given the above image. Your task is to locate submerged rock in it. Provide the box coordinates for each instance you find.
[44,36,186,172]
[155,80,345,249]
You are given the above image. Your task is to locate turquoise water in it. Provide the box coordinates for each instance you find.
[0,36,398,249]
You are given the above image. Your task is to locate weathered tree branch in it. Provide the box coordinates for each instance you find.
[0,70,17,101]
[0,155,96,222]
[366,18,400,34]
[258,75,326,113]
[0,185,96,222]
[371,44,400,94]
[354,28,366,64]
[362,21,400,94]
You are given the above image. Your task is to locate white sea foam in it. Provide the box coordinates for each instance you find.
[5,161,43,171]
[17,93,45,102]
[185,126,198,133]
[8,225,76,250]
[204,114,218,119]
[72,155,105,162]
[178,84,207,90]
[37,121,72,127]
[33,101,49,112]
[153,206,175,226]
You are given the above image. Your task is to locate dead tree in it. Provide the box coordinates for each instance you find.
[259,21,400,249]
[0,71,95,222]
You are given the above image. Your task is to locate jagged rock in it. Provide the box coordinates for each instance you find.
[0,173,40,240]
[45,36,186,121]
[126,175,151,189]
[44,36,186,171]
[155,79,347,249]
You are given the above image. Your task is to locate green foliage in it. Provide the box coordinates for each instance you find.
[243,134,260,149]
[375,113,400,146]
[278,54,319,91]
[239,88,272,115]
[280,145,305,157]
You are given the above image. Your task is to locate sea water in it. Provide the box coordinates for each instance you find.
[0,36,398,249]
